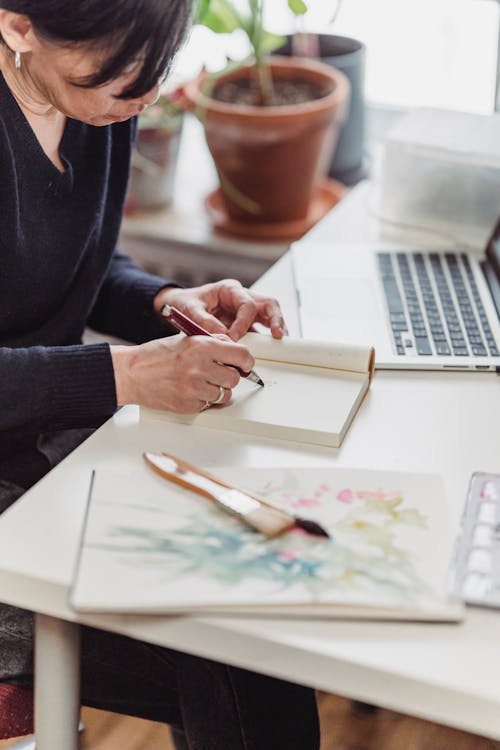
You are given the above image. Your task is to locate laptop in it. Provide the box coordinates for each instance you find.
[292,216,500,371]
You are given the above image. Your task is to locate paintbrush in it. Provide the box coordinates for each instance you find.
[143,451,330,540]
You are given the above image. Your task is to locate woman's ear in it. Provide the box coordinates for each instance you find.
[0,10,35,55]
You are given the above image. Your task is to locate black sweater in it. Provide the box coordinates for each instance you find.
[0,72,173,488]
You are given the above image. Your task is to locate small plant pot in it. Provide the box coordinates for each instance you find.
[127,119,184,211]
[184,57,350,224]
[276,35,366,185]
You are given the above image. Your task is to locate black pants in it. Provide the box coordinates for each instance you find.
[0,605,320,750]
[79,625,320,750]
[0,434,320,750]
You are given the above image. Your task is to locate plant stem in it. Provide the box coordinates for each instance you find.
[291,32,321,58]
[329,0,344,27]
[291,0,344,58]
[255,61,274,106]
[251,0,274,105]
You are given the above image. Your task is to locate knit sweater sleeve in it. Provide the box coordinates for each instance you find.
[87,251,180,343]
[0,343,117,433]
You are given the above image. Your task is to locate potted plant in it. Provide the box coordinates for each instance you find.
[126,91,185,212]
[183,0,350,238]
[276,0,367,185]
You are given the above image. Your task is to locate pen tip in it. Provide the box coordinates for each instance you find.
[257,378,265,387]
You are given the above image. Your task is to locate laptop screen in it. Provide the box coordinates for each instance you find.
[486,216,500,280]
[484,216,500,321]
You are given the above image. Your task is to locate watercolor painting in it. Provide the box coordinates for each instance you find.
[71,466,461,619]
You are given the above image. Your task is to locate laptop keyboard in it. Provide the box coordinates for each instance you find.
[377,252,499,357]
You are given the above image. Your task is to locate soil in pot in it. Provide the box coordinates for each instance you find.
[213,77,329,107]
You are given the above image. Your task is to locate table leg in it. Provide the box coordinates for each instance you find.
[34,614,80,750]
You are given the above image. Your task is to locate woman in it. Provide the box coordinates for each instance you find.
[0,1,320,748]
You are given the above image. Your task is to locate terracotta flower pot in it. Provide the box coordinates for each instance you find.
[184,56,350,224]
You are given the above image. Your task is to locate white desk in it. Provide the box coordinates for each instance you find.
[1,184,500,749]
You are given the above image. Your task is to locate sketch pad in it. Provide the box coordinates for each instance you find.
[70,465,463,622]
[141,333,375,448]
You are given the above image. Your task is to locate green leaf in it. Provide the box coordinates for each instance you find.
[195,0,212,22]
[288,0,308,16]
[260,31,286,55]
[196,0,241,33]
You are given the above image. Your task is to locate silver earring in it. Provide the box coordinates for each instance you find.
[14,51,21,70]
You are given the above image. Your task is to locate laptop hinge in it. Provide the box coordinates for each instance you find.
[481,259,500,322]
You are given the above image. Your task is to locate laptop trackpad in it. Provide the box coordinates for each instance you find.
[298,279,383,344]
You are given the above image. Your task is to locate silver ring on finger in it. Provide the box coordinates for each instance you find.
[213,385,225,405]
[202,399,211,411]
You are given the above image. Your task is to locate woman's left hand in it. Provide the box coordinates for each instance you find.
[154,279,287,341]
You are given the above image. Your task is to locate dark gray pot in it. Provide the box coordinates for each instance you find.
[276,34,367,185]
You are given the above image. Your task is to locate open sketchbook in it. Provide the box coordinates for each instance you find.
[70,464,463,621]
[142,333,375,448]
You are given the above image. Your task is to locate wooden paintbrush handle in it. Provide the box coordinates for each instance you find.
[143,451,295,538]
[144,453,219,505]
[159,451,276,510]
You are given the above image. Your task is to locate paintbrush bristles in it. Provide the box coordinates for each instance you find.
[245,505,296,538]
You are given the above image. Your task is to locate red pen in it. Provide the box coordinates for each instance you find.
[161,304,264,387]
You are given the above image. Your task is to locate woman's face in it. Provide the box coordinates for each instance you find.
[20,32,160,125]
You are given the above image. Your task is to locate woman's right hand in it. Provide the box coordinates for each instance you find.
[110,333,255,414]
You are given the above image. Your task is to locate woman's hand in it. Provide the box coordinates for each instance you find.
[154,279,287,341]
[111,333,255,414]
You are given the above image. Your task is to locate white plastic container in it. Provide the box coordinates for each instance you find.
[377,108,500,247]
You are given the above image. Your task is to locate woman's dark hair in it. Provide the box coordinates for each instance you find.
[0,0,194,98]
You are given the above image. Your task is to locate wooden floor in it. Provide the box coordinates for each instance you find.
[1,693,498,750]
